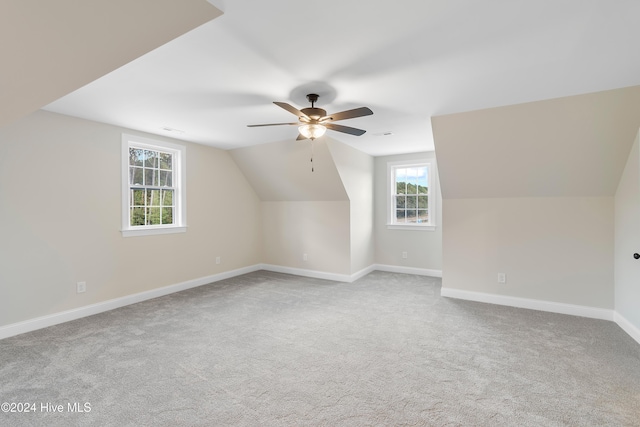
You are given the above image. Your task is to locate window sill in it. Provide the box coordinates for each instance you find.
[387,224,436,231]
[121,226,187,238]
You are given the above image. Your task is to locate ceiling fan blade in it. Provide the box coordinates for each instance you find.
[296,133,308,141]
[325,123,367,136]
[247,122,299,127]
[274,102,310,120]
[322,107,373,122]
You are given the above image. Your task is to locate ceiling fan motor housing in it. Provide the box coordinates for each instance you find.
[301,107,327,121]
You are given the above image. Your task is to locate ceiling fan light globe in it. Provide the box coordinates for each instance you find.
[299,124,326,140]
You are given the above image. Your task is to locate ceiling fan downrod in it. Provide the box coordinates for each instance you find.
[306,93,319,108]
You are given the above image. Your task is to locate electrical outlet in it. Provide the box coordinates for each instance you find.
[76,281,86,293]
[498,273,506,284]
[402,251,408,259]
[216,256,221,265]
[303,253,308,261]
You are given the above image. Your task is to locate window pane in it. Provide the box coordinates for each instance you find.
[407,209,418,223]
[407,182,418,194]
[395,210,406,223]
[395,195,406,209]
[147,207,161,225]
[162,189,174,206]
[131,189,145,206]
[162,207,173,225]
[144,189,150,206]
[148,189,161,206]
[130,167,143,185]
[407,168,418,194]
[417,168,428,194]
[418,209,429,223]
[395,168,407,194]
[129,148,144,166]
[144,169,157,186]
[418,195,428,209]
[130,207,145,226]
[159,153,172,170]
[160,170,172,187]
[144,150,158,168]
[407,195,417,209]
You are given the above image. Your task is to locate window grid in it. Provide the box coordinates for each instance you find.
[128,147,175,227]
[392,165,429,225]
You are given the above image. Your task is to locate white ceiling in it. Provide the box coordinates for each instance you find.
[43,0,640,157]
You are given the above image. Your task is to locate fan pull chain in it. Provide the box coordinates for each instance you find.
[310,140,314,172]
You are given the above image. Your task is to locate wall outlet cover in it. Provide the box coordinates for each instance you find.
[76,281,86,293]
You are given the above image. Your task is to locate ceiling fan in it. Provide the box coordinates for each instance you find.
[247,94,373,140]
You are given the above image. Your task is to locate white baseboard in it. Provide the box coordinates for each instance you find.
[440,287,614,321]
[259,264,355,283]
[613,311,640,346]
[374,264,442,278]
[351,265,377,281]
[260,263,441,282]
[0,265,261,340]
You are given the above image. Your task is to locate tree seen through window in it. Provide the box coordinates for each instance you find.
[394,166,428,224]
[129,147,175,226]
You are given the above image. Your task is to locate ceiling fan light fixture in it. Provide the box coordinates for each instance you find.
[299,123,326,140]
[247,94,372,140]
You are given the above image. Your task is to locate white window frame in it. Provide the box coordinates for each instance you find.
[387,160,436,231]
[121,134,187,237]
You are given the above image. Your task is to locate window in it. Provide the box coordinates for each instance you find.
[121,134,186,237]
[387,160,436,230]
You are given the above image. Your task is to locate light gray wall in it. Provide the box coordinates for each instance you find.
[615,132,640,329]
[443,197,614,308]
[431,86,640,309]
[0,110,262,327]
[374,151,442,271]
[262,201,351,274]
[230,139,354,275]
[231,138,376,276]
[327,140,375,274]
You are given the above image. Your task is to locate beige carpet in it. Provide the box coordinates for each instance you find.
[1,271,639,426]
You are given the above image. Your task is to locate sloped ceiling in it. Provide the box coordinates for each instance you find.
[0,0,222,127]
[432,85,640,199]
[38,1,640,157]
[229,139,348,202]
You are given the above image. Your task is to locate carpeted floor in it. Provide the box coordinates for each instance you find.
[1,271,639,426]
